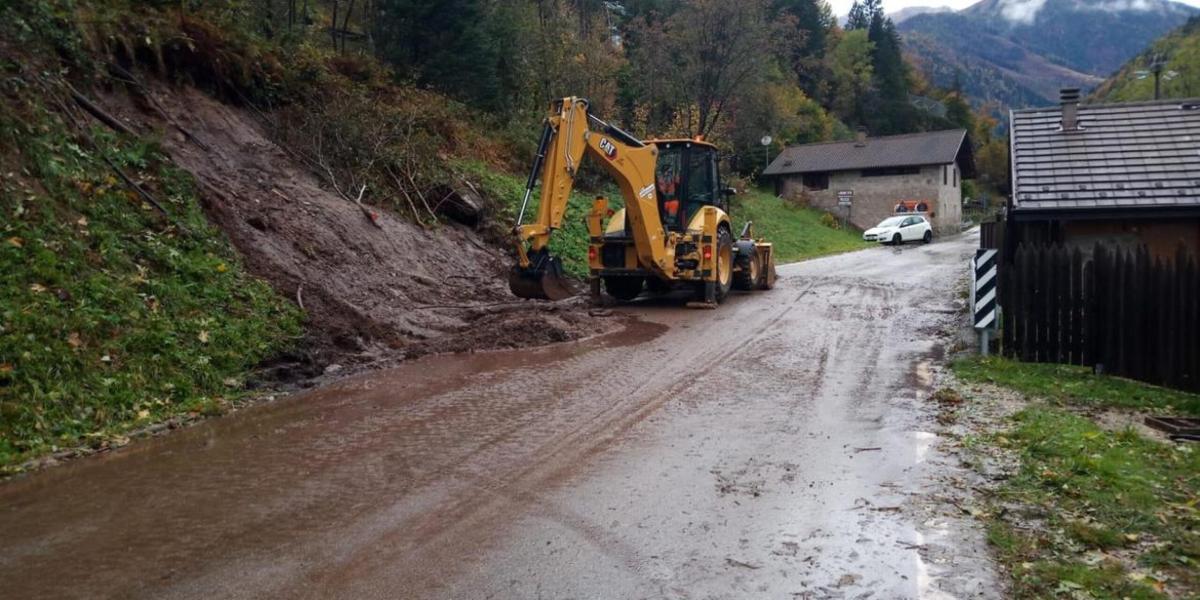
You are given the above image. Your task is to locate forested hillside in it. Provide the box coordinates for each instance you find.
[334,0,974,159]
[900,0,1196,114]
[1093,17,1200,102]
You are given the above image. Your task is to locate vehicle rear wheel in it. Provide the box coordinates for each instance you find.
[892,233,903,246]
[646,277,672,295]
[604,276,644,302]
[923,230,933,244]
[733,251,759,291]
[714,226,734,302]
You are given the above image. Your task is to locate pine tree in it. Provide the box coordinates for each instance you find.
[846,1,868,29]
[867,12,906,101]
[944,71,974,131]
[374,0,502,110]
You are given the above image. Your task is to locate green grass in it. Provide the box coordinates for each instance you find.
[954,356,1200,415]
[980,408,1199,599]
[953,358,1200,599]
[458,164,868,276]
[731,189,869,263]
[0,72,301,472]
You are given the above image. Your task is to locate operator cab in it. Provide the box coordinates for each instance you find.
[651,140,724,232]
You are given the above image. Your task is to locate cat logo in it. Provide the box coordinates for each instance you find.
[598,137,618,159]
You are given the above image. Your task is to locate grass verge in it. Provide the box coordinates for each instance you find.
[0,66,301,473]
[952,359,1200,599]
[457,163,868,276]
[731,189,869,263]
[955,356,1200,416]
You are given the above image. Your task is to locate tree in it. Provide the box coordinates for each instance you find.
[867,11,906,101]
[772,0,836,97]
[971,104,1010,193]
[628,0,779,137]
[846,0,868,30]
[826,29,874,125]
[943,73,973,131]
[846,0,880,30]
[374,0,502,109]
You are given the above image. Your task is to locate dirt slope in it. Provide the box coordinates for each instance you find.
[98,84,614,373]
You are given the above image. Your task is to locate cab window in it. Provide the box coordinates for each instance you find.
[656,147,684,229]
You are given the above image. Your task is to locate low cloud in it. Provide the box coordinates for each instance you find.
[996,0,1049,24]
[994,0,1172,23]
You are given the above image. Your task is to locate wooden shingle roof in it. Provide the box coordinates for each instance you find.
[1010,99,1200,212]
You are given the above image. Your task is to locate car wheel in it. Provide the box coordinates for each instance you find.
[923,230,932,244]
[892,233,902,246]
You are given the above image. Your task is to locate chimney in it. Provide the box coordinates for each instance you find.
[855,127,868,147]
[1060,88,1081,131]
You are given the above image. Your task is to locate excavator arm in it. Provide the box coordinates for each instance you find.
[510,97,668,300]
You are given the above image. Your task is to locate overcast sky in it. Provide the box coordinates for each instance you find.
[826,0,1200,16]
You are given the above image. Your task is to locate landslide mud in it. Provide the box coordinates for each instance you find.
[0,233,1004,599]
[95,84,615,370]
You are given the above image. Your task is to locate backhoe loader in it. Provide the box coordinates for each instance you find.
[509,97,777,306]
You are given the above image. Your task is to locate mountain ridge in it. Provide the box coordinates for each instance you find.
[900,0,1198,112]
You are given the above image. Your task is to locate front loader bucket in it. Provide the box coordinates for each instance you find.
[508,252,574,301]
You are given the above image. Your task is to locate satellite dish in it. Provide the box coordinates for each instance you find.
[760,135,772,146]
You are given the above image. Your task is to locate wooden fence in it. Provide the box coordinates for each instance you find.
[1000,243,1200,393]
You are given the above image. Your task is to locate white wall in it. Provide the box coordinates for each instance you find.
[779,163,962,234]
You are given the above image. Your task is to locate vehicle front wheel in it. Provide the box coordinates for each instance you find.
[604,276,643,302]
[923,230,933,244]
[892,233,903,246]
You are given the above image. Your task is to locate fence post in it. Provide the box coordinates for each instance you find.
[1075,248,1094,364]
[1019,245,1034,362]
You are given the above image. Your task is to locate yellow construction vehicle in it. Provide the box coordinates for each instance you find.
[509,97,777,305]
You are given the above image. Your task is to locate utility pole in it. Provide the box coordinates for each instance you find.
[1136,53,1178,100]
[760,135,772,174]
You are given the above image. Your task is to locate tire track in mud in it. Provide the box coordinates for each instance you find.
[294,282,822,596]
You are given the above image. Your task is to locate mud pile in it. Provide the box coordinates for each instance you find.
[98,85,615,375]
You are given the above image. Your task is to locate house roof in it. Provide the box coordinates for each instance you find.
[762,129,973,177]
[1010,99,1200,212]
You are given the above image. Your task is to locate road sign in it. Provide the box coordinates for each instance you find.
[972,249,999,330]
[760,135,772,146]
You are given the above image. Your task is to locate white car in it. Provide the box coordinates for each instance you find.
[863,215,933,245]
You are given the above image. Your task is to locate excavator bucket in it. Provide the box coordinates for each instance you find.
[508,252,574,301]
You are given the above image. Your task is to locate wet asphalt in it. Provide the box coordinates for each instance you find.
[0,230,1003,599]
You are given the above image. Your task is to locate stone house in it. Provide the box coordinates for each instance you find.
[763,129,975,234]
[1006,89,1200,260]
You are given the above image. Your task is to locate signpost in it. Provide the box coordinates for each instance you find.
[837,190,853,229]
[971,249,999,355]
[760,135,772,172]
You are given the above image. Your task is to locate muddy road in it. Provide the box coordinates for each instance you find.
[0,231,1002,599]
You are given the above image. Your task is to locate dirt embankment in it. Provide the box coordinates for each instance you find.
[98,83,616,379]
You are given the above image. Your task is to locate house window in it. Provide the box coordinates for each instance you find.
[953,166,958,188]
[802,172,830,190]
[861,166,920,177]
[943,165,948,185]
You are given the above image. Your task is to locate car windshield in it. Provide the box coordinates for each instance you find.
[877,217,906,228]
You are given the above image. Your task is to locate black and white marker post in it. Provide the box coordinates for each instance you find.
[971,249,999,355]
